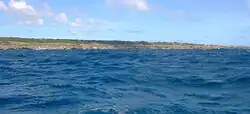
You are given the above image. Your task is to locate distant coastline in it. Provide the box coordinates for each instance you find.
[0,37,248,50]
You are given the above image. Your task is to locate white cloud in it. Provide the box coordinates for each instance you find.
[8,0,39,18]
[54,12,68,24]
[70,18,110,28]
[68,17,117,35]
[8,0,43,26]
[107,0,150,11]
[0,0,119,34]
[70,18,82,27]
[41,3,53,17]
[0,0,48,26]
[37,18,44,25]
[86,18,109,25]
[18,18,44,25]
[0,1,8,11]
[123,0,150,11]
[125,29,144,34]
[0,0,60,26]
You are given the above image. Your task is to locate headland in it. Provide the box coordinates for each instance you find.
[0,37,248,50]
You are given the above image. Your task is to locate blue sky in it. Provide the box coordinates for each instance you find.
[0,0,250,46]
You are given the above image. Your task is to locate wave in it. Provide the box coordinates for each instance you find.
[1,49,250,113]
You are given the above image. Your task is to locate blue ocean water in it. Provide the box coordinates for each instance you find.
[1,49,250,114]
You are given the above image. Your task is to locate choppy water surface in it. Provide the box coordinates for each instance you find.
[1,49,250,114]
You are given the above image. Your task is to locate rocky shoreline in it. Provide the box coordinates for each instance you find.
[0,37,248,50]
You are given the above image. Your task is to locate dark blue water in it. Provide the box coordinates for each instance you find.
[1,49,250,114]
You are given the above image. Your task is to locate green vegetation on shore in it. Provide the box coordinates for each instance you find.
[0,37,245,50]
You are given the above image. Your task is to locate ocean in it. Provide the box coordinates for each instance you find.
[0,49,250,114]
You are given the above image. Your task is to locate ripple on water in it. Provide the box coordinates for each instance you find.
[1,49,250,114]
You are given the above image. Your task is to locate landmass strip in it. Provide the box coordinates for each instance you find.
[0,37,248,50]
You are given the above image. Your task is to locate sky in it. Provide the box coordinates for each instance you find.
[0,0,250,46]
